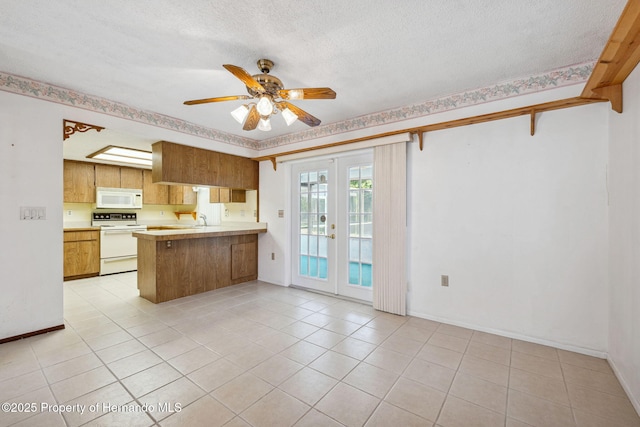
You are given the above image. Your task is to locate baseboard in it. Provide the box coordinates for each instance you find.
[608,357,640,417]
[257,277,286,287]
[289,284,373,306]
[407,309,608,359]
[0,324,65,344]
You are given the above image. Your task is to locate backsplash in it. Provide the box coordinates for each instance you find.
[63,189,257,227]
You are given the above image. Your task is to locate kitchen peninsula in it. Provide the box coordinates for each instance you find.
[133,222,266,303]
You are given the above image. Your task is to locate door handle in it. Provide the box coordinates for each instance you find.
[103,256,138,262]
[325,233,335,239]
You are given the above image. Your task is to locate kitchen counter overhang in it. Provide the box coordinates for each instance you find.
[133,223,267,241]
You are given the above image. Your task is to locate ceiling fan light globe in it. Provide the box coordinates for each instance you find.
[231,105,249,123]
[282,107,298,126]
[258,117,272,131]
[256,96,274,116]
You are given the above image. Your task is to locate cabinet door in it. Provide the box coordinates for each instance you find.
[217,188,246,203]
[63,231,99,278]
[143,170,168,204]
[120,167,143,189]
[95,164,121,188]
[63,161,95,203]
[210,187,221,203]
[231,241,257,280]
[169,186,196,205]
[240,158,259,190]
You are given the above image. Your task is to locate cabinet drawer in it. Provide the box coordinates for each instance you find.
[64,231,99,242]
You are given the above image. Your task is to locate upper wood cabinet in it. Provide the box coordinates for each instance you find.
[152,141,257,190]
[169,185,197,205]
[121,167,143,189]
[142,169,169,205]
[95,164,143,189]
[64,160,96,203]
[210,188,246,203]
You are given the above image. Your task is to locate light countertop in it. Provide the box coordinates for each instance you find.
[133,222,267,241]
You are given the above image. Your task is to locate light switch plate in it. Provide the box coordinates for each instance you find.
[20,206,46,220]
[441,275,449,287]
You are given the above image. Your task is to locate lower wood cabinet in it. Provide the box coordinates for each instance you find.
[137,234,258,303]
[231,242,258,280]
[64,230,100,280]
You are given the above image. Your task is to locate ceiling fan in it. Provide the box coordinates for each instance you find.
[183,59,336,131]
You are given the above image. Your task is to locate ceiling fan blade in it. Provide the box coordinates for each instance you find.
[223,64,265,94]
[279,88,336,100]
[281,102,321,127]
[183,95,251,105]
[243,105,260,131]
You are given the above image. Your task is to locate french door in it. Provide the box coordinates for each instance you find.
[291,151,373,302]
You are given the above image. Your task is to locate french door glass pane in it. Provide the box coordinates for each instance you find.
[347,165,373,287]
[299,169,329,280]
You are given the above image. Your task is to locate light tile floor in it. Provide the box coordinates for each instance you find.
[1,272,639,427]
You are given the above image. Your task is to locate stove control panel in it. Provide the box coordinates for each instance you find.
[92,212,137,221]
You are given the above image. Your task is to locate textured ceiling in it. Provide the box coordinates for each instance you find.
[0,0,627,143]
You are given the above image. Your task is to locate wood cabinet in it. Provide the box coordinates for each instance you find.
[231,241,257,280]
[152,141,257,190]
[169,185,197,205]
[64,161,96,203]
[142,170,169,204]
[95,164,143,189]
[121,167,143,189]
[218,152,259,190]
[210,188,246,203]
[64,230,100,280]
[137,232,260,303]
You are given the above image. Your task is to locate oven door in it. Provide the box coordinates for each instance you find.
[100,228,145,275]
[101,228,138,258]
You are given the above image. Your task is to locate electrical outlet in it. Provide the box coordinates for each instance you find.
[67,210,72,216]
[278,210,284,218]
[441,275,449,287]
[160,211,164,216]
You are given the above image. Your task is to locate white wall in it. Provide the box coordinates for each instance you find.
[0,90,257,340]
[258,86,611,356]
[258,161,288,285]
[608,64,640,412]
[408,104,609,355]
[0,92,64,339]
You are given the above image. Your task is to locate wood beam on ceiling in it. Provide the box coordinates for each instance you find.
[254,1,638,167]
[581,0,640,112]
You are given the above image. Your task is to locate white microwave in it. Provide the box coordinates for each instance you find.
[96,187,143,209]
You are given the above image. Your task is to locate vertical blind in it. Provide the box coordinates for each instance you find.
[372,142,407,315]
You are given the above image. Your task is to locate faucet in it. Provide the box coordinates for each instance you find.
[199,213,207,226]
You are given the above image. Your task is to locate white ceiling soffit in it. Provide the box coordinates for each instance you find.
[0,0,627,148]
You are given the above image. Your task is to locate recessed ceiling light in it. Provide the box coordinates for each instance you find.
[87,145,152,167]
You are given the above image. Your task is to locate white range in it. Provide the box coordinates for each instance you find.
[92,212,147,275]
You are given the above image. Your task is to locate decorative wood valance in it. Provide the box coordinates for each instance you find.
[63,119,105,140]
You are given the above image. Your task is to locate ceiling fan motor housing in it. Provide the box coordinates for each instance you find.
[247,59,284,98]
